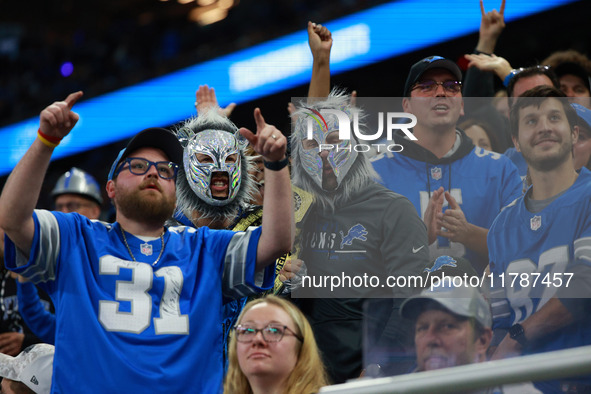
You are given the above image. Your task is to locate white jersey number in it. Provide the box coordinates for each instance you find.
[98,256,189,335]
[504,245,569,325]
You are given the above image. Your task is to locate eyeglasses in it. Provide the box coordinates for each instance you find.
[234,324,303,343]
[114,157,178,180]
[412,80,462,95]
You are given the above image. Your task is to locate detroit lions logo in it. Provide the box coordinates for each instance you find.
[339,224,368,249]
[424,255,457,273]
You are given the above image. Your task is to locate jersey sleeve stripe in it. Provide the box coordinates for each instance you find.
[20,210,59,283]
[574,237,591,266]
[222,227,260,298]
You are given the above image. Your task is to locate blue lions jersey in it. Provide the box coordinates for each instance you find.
[4,210,273,393]
[372,145,522,273]
[488,168,591,348]
[504,147,528,177]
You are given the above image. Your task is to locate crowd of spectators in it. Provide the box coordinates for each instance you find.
[2,1,591,391]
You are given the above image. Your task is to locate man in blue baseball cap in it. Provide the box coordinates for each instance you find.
[572,103,591,170]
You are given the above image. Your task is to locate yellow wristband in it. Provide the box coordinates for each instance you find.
[37,132,59,148]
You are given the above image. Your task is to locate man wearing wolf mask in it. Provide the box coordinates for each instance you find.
[173,106,258,230]
[174,90,307,272]
[291,90,429,383]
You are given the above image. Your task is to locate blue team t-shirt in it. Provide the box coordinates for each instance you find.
[372,145,522,273]
[4,210,273,393]
[488,168,591,391]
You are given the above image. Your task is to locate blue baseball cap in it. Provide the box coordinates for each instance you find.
[572,103,591,132]
[108,127,182,181]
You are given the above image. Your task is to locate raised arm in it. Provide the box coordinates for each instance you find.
[0,92,83,255]
[476,0,506,54]
[239,108,293,270]
[463,0,506,98]
[307,21,333,99]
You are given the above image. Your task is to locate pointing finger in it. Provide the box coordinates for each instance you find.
[254,108,266,131]
[65,91,83,109]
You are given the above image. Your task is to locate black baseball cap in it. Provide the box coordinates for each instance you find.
[403,56,463,97]
[108,127,183,181]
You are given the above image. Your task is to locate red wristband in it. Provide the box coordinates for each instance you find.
[37,128,62,144]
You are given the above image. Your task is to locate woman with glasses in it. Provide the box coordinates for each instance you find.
[224,295,328,394]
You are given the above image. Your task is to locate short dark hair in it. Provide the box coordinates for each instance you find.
[507,66,561,109]
[507,65,560,98]
[510,86,578,138]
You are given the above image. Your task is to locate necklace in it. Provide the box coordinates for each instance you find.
[120,226,165,266]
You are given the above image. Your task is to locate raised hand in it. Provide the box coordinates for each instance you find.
[39,91,83,140]
[239,108,287,163]
[477,0,506,54]
[278,258,305,282]
[437,191,470,243]
[194,84,236,117]
[424,186,445,244]
[307,21,333,99]
[464,53,512,80]
[308,21,332,60]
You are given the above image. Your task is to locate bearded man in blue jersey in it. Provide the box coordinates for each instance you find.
[488,86,591,392]
[0,91,293,392]
[371,56,522,273]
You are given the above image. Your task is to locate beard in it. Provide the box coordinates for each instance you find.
[522,138,573,172]
[114,180,176,226]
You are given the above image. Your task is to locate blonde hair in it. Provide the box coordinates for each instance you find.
[223,295,328,394]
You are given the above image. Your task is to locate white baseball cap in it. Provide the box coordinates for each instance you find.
[0,344,54,394]
[400,283,492,328]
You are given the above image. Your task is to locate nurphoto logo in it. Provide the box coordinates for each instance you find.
[303,107,417,153]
